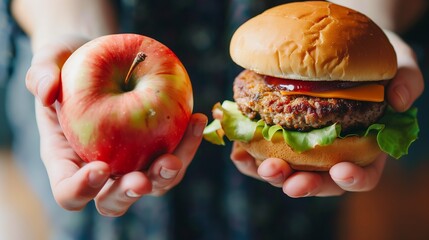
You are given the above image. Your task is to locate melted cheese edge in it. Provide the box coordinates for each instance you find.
[280,84,384,102]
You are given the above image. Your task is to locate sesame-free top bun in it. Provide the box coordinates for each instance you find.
[237,132,383,171]
[230,1,397,81]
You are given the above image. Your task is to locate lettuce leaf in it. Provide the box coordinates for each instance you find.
[203,100,419,159]
[362,107,419,158]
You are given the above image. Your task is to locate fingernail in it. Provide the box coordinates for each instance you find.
[193,119,207,137]
[160,167,179,180]
[291,191,311,198]
[262,172,285,185]
[335,177,355,187]
[126,190,141,198]
[393,85,410,111]
[88,170,108,188]
[300,192,312,197]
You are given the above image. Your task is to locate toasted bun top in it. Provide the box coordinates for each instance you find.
[230,1,397,81]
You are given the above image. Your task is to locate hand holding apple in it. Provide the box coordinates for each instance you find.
[57,34,193,177]
[26,35,206,216]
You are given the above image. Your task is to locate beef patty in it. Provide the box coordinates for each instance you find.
[233,70,387,132]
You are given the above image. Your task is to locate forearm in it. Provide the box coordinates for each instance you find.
[11,0,118,51]
[329,0,428,33]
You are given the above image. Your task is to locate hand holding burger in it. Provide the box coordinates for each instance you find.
[204,1,422,196]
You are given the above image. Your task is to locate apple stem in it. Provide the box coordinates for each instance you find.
[125,52,147,85]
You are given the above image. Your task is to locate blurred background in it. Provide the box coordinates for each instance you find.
[1,1,428,240]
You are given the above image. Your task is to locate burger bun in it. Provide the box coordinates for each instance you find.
[238,133,383,171]
[230,1,397,82]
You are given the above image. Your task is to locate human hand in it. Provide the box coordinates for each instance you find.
[231,142,386,197]
[384,30,424,112]
[27,37,208,216]
[230,31,423,197]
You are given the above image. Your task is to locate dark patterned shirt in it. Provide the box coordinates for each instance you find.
[86,1,341,239]
[3,1,340,240]
[3,1,429,240]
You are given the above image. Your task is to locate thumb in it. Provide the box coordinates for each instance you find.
[26,62,61,106]
[26,37,89,106]
[384,31,424,112]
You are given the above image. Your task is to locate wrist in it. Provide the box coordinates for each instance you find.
[11,0,118,52]
[383,30,418,64]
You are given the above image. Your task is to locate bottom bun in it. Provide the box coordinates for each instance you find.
[237,135,383,171]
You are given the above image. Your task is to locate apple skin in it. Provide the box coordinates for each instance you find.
[57,34,193,177]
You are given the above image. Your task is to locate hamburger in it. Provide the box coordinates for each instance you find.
[203,1,419,171]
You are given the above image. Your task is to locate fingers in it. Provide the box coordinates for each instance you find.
[387,62,424,112]
[147,113,207,195]
[281,155,387,198]
[36,100,140,214]
[254,158,346,197]
[147,154,182,196]
[282,172,345,197]
[385,30,424,112]
[26,62,61,106]
[257,158,293,187]
[170,113,207,170]
[26,37,89,106]
[172,113,208,168]
[37,100,207,215]
[330,154,387,192]
[35,101,112,210]
[53,161,111,211]
[230,142,260,179]
[93,113,208,216]
[94,171,152,217]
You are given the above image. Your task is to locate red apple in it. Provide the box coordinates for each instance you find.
[56,34,193,177]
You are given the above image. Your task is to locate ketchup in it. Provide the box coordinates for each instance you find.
[264,75,377,92]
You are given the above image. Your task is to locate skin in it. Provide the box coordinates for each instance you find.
[329,0,429,34]
[233,27,424,198]
[12,0,425,216]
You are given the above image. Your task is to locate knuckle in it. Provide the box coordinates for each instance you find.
[97,206,126,217]
[55,198,85,211]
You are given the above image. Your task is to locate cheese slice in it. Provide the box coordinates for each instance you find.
[280,84,384,102]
